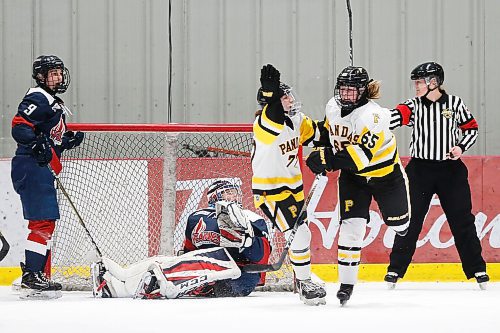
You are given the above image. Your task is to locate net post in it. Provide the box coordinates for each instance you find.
[160,133,178,255]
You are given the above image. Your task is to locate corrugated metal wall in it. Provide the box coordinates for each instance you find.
[1,0,499,157]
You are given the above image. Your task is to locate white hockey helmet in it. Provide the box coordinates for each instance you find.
[206,180,242,206]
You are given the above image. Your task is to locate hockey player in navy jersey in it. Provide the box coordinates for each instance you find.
[11,55,84,299]
[91,180,271,299]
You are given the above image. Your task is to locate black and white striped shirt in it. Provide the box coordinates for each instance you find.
[390,93,478,161]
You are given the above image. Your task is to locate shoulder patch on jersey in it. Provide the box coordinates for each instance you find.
[355,101,388,133]
[441,108,453,119]
[27,87,55,105]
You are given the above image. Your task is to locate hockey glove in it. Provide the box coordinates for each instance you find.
[306,147,335,174]
[259,64,282,104]
[31,135,53,167]
[62,131,84,150]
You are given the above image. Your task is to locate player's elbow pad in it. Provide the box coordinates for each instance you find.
[12,124,36,145]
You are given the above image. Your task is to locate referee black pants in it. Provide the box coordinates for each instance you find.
[388,158,486,279]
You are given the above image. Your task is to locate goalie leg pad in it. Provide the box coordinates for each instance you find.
[136,247,241,299]
[93,256,168,298]
[287,222,312,281]
[338,218,366,285]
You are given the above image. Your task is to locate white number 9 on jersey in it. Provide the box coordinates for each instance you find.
[24,104,37,116]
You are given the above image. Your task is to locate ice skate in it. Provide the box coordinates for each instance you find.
[336,283,353,306]
[475,272,489,290]
[135,270,162,299]
[296,279,326,306]
[91,261,112,298]
[19,262,62,300]
[384,272,399,290]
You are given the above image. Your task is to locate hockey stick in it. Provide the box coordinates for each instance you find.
[182,144,250,158]
[0,230,10,262]
[346,0,353,66]
[48,165,103,258]
[241,173,328,273]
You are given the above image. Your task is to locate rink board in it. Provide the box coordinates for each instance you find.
[1,156,499,286]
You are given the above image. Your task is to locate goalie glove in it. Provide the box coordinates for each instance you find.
[216,201,254,249]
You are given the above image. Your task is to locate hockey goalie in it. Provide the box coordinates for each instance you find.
[92,180,271,299]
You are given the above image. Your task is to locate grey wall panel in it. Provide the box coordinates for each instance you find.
[114,0,149,123]
[75,0,111,123]
[223,0,260,123]
[184,0,221,123]
[1,0,34,156]
[295,0,335,117]
[1,0,500,158]
[484,0,500,154]
[149,0,170,123]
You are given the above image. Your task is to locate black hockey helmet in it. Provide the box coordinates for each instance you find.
[256,82,301,116]
[207,180,242,206]
[334,66,370,113]
[32,55,71,94]
[410,62,444,86]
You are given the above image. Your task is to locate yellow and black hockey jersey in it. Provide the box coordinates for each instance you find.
[320,97,399,178]
[252,104,316,208]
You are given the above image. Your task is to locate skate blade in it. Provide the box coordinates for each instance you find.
[11,277,22,293]
[20,289,62,300]
[300,295,326,306]
[386,282,396,290]
[478,282,487,290]
[340,299,348,307]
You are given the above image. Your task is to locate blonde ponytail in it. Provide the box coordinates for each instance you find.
[367,80,381,99]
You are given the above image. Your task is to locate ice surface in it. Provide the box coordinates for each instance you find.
[1,282,499,333]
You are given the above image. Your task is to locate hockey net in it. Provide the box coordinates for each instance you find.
[51,124,294,291]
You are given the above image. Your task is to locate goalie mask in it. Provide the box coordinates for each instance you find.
[334,66,370,116]
[207,180,242,207]
[32,55,71,94]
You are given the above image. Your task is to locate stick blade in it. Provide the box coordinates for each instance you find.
[0,235,10,262]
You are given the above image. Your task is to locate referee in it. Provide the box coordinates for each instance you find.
[385,62,489,289]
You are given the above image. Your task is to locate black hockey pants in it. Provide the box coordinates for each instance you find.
[388,158,486,279]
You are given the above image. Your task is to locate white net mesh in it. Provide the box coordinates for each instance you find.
[51,125,294,291]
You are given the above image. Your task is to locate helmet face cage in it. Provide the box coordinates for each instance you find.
[410,62,444,86]
[280,83,302,117]
[32,55,71,94]
[334,66,369,111]
[207,180,243,207]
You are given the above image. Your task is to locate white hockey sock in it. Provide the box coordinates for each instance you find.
[338,218,366,285]
[287,223,312,281]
